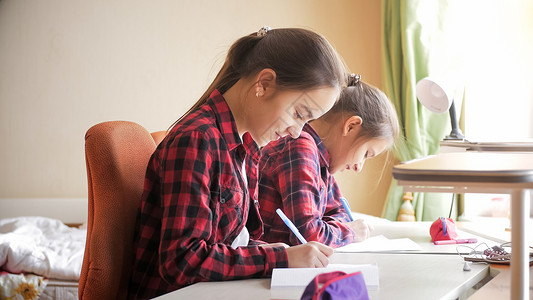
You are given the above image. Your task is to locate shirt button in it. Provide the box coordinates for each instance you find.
[220,197,226,204]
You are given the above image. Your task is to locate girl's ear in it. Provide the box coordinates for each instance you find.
[343,116,363,136]
[255,68,276,97]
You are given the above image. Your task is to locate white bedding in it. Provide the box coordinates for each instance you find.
[0,216,86,280]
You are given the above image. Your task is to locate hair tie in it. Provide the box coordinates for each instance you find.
[257,26,272,37]
[348,73,361,86]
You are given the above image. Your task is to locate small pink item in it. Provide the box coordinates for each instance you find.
[430,217,458,242]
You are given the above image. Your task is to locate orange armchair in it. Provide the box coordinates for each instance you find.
[79,121,165,300]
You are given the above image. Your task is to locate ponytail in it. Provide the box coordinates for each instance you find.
[325,74,400,143]
[170,27,347,129]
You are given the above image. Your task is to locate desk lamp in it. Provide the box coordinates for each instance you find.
[416,77,463,230]
[416,77,465,140]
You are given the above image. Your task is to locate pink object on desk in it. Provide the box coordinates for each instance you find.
[434,238,478,245]
[430,217,458,242]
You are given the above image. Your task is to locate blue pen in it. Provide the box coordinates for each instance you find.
[275,208,307,244]
[340,197,354,221]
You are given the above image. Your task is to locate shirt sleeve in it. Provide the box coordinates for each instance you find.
[322,179,357,239]
[271,137,355,247]
[157,131,288,287]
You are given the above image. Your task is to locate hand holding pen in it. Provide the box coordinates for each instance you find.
[285,242,333,268]
[276,208,333,267]
[340,197,373,242]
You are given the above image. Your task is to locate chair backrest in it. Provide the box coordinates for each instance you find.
[79,121,165,300]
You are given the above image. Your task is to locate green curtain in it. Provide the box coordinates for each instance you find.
[381,0,456,221]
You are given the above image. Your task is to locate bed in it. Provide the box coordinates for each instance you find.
[0,216,86,300]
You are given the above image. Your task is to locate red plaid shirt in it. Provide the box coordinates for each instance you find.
[258,124,355,248]
[128,90,288,300]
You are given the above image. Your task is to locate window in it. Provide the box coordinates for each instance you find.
[444,1,533,221]
[452,1,533,140]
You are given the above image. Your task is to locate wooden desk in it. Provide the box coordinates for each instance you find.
[393,152,533,300]
[155,253,490,300]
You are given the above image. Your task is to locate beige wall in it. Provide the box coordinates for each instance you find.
[0,0,389,221]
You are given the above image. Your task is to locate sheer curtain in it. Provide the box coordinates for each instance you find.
[380,0,456,221]
[380,0,533,221]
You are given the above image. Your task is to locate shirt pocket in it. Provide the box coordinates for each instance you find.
[317,180,327,213]
[318,181,326,196]
[210,184,246,243]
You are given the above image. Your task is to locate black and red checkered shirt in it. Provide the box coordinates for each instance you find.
[258,124,355,248]
[128,90,288,300]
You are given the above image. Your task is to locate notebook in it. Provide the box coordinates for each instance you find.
[335,235,423,253]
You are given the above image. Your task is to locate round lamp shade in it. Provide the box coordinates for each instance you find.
[415,77,453,113]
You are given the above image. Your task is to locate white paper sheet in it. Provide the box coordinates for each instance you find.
[335,235,423,253]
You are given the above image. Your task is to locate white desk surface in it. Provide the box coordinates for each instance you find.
[393,152,533,189]
[394,152,533,175]
[440,140,533,152]
[154,222,499,300]
[155,253,489,300]
[458,217,533,248]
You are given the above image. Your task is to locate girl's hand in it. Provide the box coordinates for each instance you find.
[286,241,333,268]
[348,219,374,242]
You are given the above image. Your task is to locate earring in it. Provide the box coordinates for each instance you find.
[256,90,263,97]
[256,92,260,97]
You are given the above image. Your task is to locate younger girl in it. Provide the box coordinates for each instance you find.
[127,27,347,299]
[258,74,399,247]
